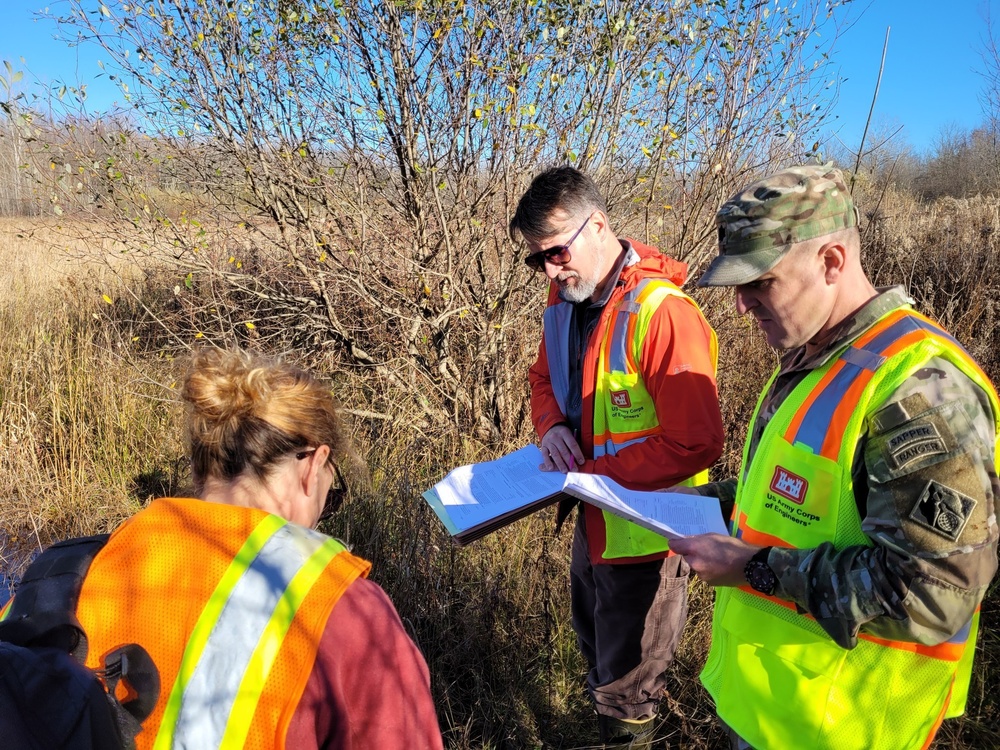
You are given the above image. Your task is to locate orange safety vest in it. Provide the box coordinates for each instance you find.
[76,497,370,750]
[544,277,714,560]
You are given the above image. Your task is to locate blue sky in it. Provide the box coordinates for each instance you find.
[0,0,994,156]
[829,0,995,155]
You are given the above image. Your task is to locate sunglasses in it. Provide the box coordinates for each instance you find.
[523,214,592,272]
[296,449,349,521]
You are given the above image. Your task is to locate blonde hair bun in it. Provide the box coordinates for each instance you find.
[182,348,345,488]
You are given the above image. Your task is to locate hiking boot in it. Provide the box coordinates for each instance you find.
[598,715,657,749]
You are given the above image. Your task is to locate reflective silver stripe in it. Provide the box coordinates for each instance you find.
[543,302,574,415]
[593,434,650,458]
[608,282,649,372]
[841,345,887,372]
[171,523,329,749]
[608,307,632,372]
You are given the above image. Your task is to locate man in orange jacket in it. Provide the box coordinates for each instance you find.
[511,166,724,746]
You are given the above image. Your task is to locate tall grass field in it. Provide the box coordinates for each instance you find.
[2,191,1000,748]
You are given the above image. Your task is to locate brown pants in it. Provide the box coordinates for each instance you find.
[570,515,690,721]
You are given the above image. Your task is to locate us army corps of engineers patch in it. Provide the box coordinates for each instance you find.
[909,480,977,541]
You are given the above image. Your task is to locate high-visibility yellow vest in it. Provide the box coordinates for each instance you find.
[75,498,371,750]
[544,278,716,559]
[701,307,1000,750]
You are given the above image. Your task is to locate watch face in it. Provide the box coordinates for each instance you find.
[745,561,777,595]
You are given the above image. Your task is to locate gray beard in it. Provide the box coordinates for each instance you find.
[558,278,599,303]
[557,244,604,303]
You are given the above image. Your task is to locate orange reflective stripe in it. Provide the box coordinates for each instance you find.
[738,585,967,662]
[592,424,661,445]
[859,632,966,662]
[909,310,944,329]
[855,307,911,345]
[873,328,931,359]
[250,549,370,749]
[791,309,963,460]
[919,682,952,750]
[735,512,793,548]
[819,325,957,460]
[783,359,845,443]
[910,309,995,385]
[783,309,907,447]
[818,363,873,459]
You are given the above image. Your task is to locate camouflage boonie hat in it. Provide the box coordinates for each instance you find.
[698,164,859,287]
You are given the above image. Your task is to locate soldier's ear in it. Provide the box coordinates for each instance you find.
[819,240,848,283]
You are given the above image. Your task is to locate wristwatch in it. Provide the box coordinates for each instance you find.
[744,546,777,595]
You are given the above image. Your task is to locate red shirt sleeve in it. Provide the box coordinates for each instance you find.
[286,577,444,750]
[589,293,724,488]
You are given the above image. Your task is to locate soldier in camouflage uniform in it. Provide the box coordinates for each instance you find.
[669,165,1000,750]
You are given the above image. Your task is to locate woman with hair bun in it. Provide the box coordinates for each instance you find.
[70,348,444,749]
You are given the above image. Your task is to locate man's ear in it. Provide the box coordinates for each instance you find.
[819,240,848,283]
[590,210,610,238]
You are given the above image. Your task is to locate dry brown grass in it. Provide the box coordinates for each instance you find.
[0,217,141,286]
[3,193,1000,749]
[0,218,184,579]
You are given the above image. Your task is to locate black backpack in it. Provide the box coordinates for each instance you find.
[0,535,160,750]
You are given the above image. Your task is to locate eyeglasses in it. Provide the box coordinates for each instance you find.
[523,214,592,272]
[296,448,349,522]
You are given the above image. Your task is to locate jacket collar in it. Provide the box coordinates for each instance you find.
[589,241,640,307]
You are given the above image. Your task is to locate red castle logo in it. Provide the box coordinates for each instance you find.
[610,390,632,408]
[770,466,808,504]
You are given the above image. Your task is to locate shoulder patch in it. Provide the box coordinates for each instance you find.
[908,480,977,541]
[884,421,947,471]
[869,393,933,433]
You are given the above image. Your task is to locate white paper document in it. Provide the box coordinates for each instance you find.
[423,445,569,541]
[434,444,565,507]
[423,443,728,545]
[561,473,727,539]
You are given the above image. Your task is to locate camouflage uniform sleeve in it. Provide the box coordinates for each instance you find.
[767,357,999,650]
[692,478,738,523]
